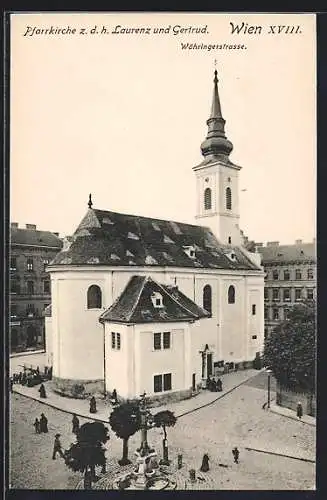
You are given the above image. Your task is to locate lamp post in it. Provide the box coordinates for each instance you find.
[266,369,272,408]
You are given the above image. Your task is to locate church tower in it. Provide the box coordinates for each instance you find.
[194,69,241,246]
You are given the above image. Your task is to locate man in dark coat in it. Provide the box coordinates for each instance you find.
[52,434,65,459]
[39,384,47,398]
[10,378,14,393]
[89,396,97,413]
[40,413,48,433]
[111,389,118,405]
[216,378,223,392]
[200,453,210,472]
[297,402,303,419]
[72,414,80,434]
[232,447,239,464]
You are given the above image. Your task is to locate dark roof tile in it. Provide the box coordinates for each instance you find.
[259,243,316,264]
[51,208,260,271]
[99,276,210,324]
[11,228,63,248]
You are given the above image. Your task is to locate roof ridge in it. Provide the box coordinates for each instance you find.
[99,278,139,322]
[93,208,208,232]
[126,275,148,322]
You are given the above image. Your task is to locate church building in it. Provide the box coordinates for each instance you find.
[45,69,264,402]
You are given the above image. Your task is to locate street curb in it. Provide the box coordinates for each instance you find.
[268,406,316,427]
[12,370,264,424]
[11,390,110,425]
[176,369,265,419]
[244,446,315,464]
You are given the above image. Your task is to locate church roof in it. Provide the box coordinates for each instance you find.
[50,208,260,271]
[99,275,210,324]
[258,243,316,264]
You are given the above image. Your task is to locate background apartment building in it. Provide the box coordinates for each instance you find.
[10,223,62,354]
[257,240,316,337]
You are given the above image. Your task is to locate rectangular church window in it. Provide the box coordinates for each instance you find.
[154,375,162,393]
[154,332,161,350]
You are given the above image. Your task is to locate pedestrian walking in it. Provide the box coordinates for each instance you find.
[40,413,48,433]
[89,396,97,414]
[72,414,80,435]
[52,434,65,460]
[39,383,47,399]
[111,388,118,405]
[232,447,239,464]
[33,418,41,434]
[216,378,223,392]
[10,377,14,393]
[200,453,210,472]
[297,402,303,419]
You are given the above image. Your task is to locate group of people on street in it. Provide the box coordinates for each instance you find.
[10,366,53,391]
[200,447,240,472]
[206,377,223,392]
[32,411,82,460]
[33,413,48,433]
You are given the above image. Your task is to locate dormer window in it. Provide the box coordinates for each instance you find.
[151,292,164,308]
[226,251,237,262]
[183,245,196,259]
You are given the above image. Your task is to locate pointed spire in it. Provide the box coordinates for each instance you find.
[200,67,233,160]
[210,70,223,119]
[88,193,93,209]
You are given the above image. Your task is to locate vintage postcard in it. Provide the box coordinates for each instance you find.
[8,12,316,491]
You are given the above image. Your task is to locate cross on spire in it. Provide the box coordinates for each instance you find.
[88,193,93,209]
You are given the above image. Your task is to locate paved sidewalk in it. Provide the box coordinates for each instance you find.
[269,402,316,427]
[12,369,263,422]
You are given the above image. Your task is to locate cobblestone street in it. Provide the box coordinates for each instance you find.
[9,372,315,490]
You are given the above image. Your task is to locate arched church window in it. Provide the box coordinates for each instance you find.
[226,187,232,210]
[203,285,212,315]
[228,285,235,304]
[87,285,102,309]
[204,188,212,210]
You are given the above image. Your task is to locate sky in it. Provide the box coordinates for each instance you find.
[10,12,316,245]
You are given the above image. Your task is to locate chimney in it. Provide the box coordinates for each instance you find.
[53,232,59,237]
[267,241,279,247]
[11,222,18,228]
[295,239,302,245]
[25,224,36,230]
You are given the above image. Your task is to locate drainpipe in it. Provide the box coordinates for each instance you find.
[102,322,106,395]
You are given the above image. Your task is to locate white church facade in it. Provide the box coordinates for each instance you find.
[45,70,264,402]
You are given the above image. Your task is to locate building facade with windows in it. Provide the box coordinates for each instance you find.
[45,70,265,401]
[257,240,316,337]
[10,223,62,354]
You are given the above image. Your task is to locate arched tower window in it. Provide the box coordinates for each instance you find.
[87,285,102,309]
[228,285,235,304]
[204,188,212,210]
[226,187,232,210]
[203,285,212,315]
